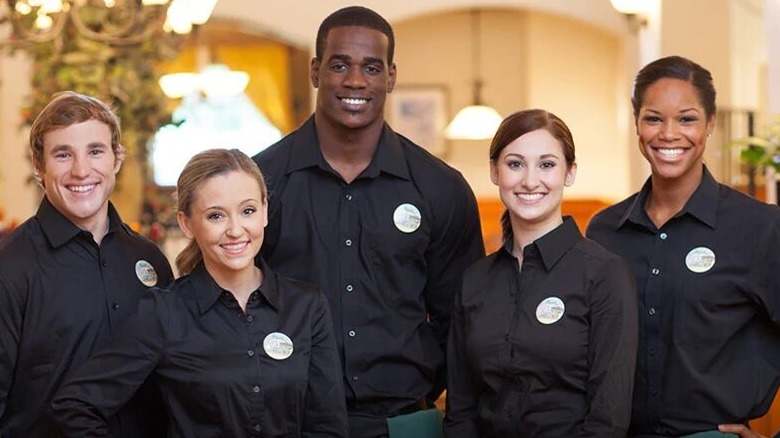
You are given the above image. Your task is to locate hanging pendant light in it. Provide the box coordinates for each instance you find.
[445,9,502,140]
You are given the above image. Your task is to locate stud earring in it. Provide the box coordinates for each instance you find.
[707,132,712,138]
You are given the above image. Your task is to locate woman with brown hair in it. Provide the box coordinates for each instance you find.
[445,109,638,437]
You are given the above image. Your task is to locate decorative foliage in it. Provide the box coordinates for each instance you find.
[8,3,180,174]
[734,116,780,172]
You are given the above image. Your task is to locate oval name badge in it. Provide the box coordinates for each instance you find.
[393,203,422,234]
[135,260,158,287]
[263,332,294,360]
[685,246,716,273]
[536,296,565,325]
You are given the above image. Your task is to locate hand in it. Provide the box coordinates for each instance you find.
[718,424,769,438]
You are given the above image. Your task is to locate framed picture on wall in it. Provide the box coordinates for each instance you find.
[387,85,449,157]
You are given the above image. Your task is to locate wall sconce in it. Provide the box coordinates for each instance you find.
[610,0,648,31]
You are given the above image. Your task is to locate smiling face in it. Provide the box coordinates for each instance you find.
[491,129,576,235]
[177,170,268,281]
[636,77,715,184]
[37,119,123,235]
[311,25,396,132]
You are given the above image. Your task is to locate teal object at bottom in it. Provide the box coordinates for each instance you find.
[386,409,443,438]
[680,431,738,438]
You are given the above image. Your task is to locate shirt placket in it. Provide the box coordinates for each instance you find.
[229,292,266,436]
[644,229,666,430]
[340,182,362,391]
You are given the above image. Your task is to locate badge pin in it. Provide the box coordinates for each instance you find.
[685,247,716,273]
[536,296,565,325]
[263,332,294,360]
[393,203,422,234]
[135,260,158,287]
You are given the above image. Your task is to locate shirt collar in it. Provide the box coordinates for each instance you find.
[501,216,583,272]
[618,165,718,229]
[191,257,280,314]
[286,115,410,180]
[37,196,121,248]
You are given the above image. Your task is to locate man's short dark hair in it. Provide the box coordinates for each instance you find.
[315,6,395,64]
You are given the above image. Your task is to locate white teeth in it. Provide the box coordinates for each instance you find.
[657,148,684,158]
[518,193,544,201]
[342,98,367,105]
[222,242,247,251]
[69,184,96,193]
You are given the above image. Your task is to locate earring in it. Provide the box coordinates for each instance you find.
[707,132,712,138]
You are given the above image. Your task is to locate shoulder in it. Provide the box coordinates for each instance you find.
[717,184,780,222]
[585,194,638,242]
[117,223,173,277]
[253,131,296,171]
[398,133,471,190]
[275,273,321,299]
[0,217,44,276]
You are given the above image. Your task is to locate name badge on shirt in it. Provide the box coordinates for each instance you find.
[135,260,159,287]
[536,296,565,325]
[685,246,716,273]
[263,332,294,360]
[393,203,422,234]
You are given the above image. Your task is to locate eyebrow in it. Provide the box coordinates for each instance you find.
[505,153,561,160]
[202,198,259,211]
[328,53,386,67]
[644,107,700,114]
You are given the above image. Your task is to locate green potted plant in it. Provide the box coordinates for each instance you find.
[732,115,780,199]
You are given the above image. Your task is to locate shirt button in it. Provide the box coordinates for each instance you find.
[345,194,353,201]
[252,385,260,393]
[648,307,656,315]
[247,349,255,357]
[351,375,359,381]
[254,424,262,432]
[111,303,119,310]
[345,239,353,247]
[346,284,353,292]
[101,260,108,268]
[246,314,254,322]
[649,347,656,355]
[651,388,658,396]
[651,268,660,275]
[348,330,356,337]
[659,232,668,240]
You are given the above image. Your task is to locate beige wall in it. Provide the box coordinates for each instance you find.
[392,8,626,200]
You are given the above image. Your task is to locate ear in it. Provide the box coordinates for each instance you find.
[260,199,269,228]
[113,144,126,174]
[310,57,320,89]
[32,157,44,187]
[706,113,717,139]
[387,63,397,94]
[177,211,194,240]
[564,162,577,187]
[490,162,499,186]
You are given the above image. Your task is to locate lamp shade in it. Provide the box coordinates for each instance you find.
[610,0,645,14]
[444,104,502,140]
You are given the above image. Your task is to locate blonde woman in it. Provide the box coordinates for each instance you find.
[52,149,347,437]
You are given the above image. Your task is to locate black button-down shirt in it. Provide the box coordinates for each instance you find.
[445,217,638,437]
[0,197,173,438]
[51,260,348,437]
[586,166,780,437]
[254,117,485,423]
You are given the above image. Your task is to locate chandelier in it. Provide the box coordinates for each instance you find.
[0,0,217,46]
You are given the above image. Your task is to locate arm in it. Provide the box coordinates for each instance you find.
[50,292,168,437]
[718,424,770,438]
[0,268,26,421]
[442,287,480,438]
[580,257,638,437]
[424,179,484,400]
[302,292,348,438]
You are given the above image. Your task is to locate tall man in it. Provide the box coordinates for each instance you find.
[0,91,173,437]
[254,6,485,437]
